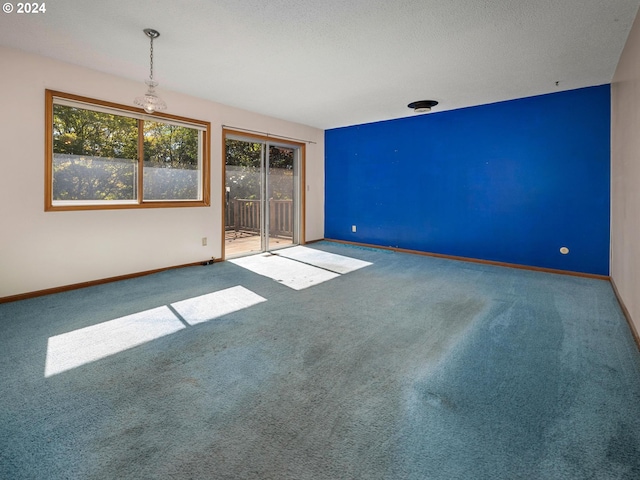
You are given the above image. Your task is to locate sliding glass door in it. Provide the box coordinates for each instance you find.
[224,133,302,258]
[225,138,263,255]
[267,144,297,251]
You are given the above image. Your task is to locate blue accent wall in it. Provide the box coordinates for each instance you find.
[325,85,611,275]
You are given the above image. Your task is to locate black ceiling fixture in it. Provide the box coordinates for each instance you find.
[408,100,438,113]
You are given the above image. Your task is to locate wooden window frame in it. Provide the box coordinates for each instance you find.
[45,90,211,211]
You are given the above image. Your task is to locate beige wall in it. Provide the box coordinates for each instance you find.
[611,11,640,335]
[0,46,325,298]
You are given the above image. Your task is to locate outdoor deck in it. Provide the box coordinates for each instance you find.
[224,230,293,257]
[224,198,294,257]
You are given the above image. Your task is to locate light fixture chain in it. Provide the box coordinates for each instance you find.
[149,35,154,81]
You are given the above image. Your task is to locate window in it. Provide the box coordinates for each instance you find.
[45,90,210,210]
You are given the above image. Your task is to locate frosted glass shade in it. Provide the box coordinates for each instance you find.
[134,80,167,114]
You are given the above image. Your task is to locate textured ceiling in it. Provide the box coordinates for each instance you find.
[1,0,639,129]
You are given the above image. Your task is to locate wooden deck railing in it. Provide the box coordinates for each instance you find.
[226,198,293,237]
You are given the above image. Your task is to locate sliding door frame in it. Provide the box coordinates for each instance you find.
[222,128,306,260]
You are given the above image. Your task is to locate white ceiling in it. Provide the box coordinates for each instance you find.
[1,0,639,129]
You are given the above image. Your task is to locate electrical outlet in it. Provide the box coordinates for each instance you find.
[202,237,207,246]
[352,225,357,233]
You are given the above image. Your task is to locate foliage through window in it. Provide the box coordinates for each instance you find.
[224,139,294,201]
[46,90,210,210]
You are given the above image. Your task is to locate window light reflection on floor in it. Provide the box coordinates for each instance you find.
[44,286,266,377]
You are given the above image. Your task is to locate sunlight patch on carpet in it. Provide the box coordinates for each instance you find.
[45,306,185,377]
[171,286,267,326]
[230,254,340,290]
[275,246,372,274]
[44,286,267,377]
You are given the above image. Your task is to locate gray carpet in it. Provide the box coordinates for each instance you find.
[1,242,639,479]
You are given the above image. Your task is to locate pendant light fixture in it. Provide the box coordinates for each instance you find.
[134,28,167,114]
[408,100,438,113]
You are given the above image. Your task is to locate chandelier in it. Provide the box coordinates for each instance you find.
[134,28,167,114]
